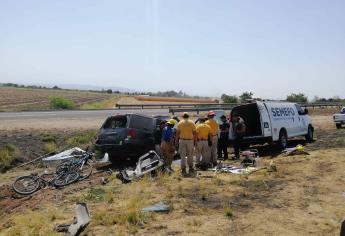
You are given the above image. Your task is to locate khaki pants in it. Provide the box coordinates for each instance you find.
[160,141,175,167]
[210,136,218,164]
[179,139,194,169]
[196,140,210,164]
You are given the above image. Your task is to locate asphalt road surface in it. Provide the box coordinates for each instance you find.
[0,109,170,130]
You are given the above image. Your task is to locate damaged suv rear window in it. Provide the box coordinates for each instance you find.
[103,116,127,129]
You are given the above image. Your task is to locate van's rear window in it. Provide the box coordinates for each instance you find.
[103,116,127,129]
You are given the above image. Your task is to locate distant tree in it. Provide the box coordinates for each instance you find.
[332,96,342,102]
[106,89,112,94]
[312,96,320,103]
[239,92,254,103]
[286,93,308,103]
[52,85,61,90]
[221,94,239,103]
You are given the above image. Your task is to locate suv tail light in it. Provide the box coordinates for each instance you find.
[127,129,136,139]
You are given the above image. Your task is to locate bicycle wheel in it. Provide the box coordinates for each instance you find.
[78,162,93,181]
[53,172,80,187]
[56,160,73,175]
[12,176,40,195]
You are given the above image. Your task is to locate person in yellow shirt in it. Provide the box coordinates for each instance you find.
[195,118,211,167]
[205,111,219,166]
[176,112,196,176]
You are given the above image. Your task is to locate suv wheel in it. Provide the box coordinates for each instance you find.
[305,126,314,142]
[336,123,342,129]
[278,130,288,150]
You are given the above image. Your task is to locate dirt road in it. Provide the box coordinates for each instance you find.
[0,109,169,130]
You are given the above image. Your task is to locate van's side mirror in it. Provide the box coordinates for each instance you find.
[304,109,309,115]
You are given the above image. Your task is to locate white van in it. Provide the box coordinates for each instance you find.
[229,101,314,149]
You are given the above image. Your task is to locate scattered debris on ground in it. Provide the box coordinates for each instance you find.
[117,151,164,183]
[55,203,91,236]
[282,144,310,156]
[42,147,85,162]
[141,202,171,213]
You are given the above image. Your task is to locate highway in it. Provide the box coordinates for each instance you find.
[0,109,170,130]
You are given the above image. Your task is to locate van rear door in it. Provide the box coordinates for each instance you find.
[295,104,308,135]
[257,101,272,137]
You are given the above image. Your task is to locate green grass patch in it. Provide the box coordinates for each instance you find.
[335,137,345,146]
[70,187,106,203]
[0,144,21,173]
[44,142,58,153]
[224,207,234,219]
[49,96,75,109]
[41,133,57,143]
[66,130,98,148]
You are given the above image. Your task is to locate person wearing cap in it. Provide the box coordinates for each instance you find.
[205,111,219,166]
[176,112,196,176]
[195,118,211,166]
[161,119,177,170]
[233,114,246,160]
[218,115,230,160]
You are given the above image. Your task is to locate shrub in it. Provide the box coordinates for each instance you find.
[0,144,21,173]
[49,96,75,109]
[66,130,98,148]
[44,142,58,153]
[224,207,234,218]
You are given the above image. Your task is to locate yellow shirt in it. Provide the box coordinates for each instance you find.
[206,119,219,136]
[196,123,211,140]
[177,119,196,140]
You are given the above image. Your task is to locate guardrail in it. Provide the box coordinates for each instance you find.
[116,103,226,109]
[116,102,344,114]
[168,103,344,115]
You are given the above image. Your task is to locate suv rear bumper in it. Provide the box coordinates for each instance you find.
[95,142,152,161]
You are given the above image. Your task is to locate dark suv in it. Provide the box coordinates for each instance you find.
[95,114,163,162]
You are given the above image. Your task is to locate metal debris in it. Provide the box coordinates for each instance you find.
[43,147,85,162]
[55,203,90,236]
[141,202,170,213]
[117,151,164,183]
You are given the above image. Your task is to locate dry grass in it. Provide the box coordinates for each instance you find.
[1,112,345,235]
[0,205,70,236]
[2,148,345,235]
[0,144,21,173]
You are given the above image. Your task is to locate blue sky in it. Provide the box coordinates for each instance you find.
[0,0,344,99]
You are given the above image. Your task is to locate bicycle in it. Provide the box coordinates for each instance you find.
[56,149,93,181]
[12,171,80,195]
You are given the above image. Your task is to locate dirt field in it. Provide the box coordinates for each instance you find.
[0,87,115,111]
[0,109,345,235]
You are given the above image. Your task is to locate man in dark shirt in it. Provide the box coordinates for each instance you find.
[161,119,176,169]
[218,115,230,160]
[233,114,246,160]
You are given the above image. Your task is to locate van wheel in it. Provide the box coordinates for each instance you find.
[305,126,314,142]
[336,123,342,129]
[278,130,288,150]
